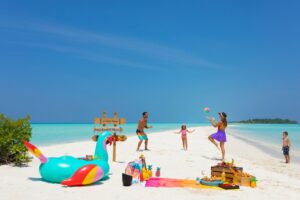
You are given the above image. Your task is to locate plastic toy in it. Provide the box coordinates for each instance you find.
[196,177,200,185]
[200,179,224,186]
[155,167,161,177]
[139,154,152,181]
[23,131,112,186]
[140,170,145,182]
[204,107,210,113]
[148,165,153,178]
[218,184,240,190]
[250,177,257,188]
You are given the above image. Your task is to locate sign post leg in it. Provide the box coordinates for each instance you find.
[113,132,116,162]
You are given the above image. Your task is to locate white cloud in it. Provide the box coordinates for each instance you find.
[0,19,222,71]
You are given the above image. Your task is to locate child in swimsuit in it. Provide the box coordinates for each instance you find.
[282,131,291,163]
[175,125,195,150]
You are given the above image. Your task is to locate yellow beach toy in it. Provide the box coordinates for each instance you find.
[139,154,152,181]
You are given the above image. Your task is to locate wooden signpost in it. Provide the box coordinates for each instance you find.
[94,112,127,162]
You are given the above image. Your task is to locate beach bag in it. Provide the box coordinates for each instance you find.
[125,162,135,175]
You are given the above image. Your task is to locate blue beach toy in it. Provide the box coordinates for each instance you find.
[200,179,224,186]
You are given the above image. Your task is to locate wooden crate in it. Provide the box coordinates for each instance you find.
[211,171,233,182]
[211,165,252,186]
[211,166,243,173]
[211,165,254,187]
[211,166,244,184]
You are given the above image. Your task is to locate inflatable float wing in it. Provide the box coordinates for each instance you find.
[61,164,104,186]
[23,131,112,186]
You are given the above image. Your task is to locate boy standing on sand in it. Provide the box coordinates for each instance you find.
[282,131,291,163]
[136,112,153,151]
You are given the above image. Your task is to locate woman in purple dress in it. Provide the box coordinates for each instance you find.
[208,112,227,161]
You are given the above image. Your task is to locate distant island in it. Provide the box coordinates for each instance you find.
[237,118,298,124]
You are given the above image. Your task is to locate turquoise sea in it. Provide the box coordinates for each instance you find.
[227,124,300,151]
[31,123,202,146]
[31,122,300,162]
[31,123,299,150]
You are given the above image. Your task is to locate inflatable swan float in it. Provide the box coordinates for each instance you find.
[23,131,112,186]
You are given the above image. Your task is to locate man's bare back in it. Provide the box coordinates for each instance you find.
[137,118,147,134]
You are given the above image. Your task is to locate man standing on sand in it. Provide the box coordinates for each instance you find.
[136,112,153,151]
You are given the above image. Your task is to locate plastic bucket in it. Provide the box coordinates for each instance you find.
[122,173,132,186]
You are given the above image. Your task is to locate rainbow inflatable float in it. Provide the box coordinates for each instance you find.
[23,131,112,186]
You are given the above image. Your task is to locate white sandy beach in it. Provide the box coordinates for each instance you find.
[1,126,300,200]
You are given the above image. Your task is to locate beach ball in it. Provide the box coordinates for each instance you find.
[203,107,210,113]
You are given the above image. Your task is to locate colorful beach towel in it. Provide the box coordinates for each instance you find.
[145,178,222,190]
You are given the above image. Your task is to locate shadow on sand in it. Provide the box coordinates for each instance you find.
[202,155,222,161]
[115,161,126,164]
[28,175,111,187]
[28,177,43,182]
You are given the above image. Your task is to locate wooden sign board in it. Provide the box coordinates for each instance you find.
[94,112,126,126]
[93,112,126,162]
[94,118,126,125]
[94,127,123,132]
[114,135,127,142]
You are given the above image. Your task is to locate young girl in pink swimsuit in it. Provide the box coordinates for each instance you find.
[175,125,195,150]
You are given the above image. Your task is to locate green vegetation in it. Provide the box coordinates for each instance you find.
[238,118,298,124]
[0,114,32,166]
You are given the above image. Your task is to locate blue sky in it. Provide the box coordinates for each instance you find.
[0,0,299,123]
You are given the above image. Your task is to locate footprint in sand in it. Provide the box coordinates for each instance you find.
[185,159,194,162]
